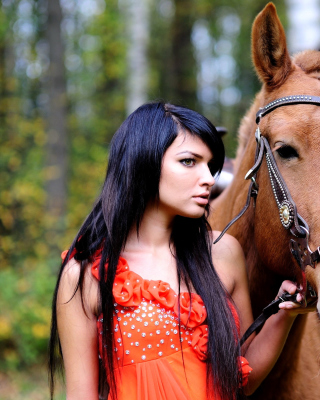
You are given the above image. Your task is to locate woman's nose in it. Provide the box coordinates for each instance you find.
[200,166,215,187]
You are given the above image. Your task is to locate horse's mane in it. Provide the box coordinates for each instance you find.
[293,50,320,74]
[234,50,320,167]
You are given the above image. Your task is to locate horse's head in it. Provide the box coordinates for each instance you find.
[241,3,320,306]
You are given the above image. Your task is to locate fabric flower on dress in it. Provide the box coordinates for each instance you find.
[145,280,177,308]
[174,292,207,328]
[190,325,208,360]
[238,356,252,387]
[113,271,143,307]
[91,255,129,280]
[61,248,77,263]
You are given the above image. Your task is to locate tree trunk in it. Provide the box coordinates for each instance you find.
[126,0,150,115]
[169,0,197,109]
[45,0,68,228]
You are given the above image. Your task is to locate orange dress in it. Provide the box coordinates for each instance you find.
[62,250,252,400]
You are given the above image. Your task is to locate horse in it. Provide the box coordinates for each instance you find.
[210,3,320,399]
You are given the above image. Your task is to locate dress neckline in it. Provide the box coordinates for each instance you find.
[122,257,198,297]
[91,254,198,298]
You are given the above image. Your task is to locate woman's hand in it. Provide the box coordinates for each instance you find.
[276,280,317,315]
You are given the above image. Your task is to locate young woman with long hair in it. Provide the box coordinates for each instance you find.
[49,102,312,400]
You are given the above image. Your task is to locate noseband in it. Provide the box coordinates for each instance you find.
[215,95,320,298]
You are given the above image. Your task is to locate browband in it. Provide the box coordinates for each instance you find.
[256,95,320,124]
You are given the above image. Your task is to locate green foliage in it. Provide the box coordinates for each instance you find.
[0,262,58,369]
[0,0,126,376]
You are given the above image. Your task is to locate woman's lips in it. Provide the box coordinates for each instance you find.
[193,195,209,205]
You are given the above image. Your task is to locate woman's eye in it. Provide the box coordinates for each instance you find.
[276,145,299,160]
[181,158,196,167]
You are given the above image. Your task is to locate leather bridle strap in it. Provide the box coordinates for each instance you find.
[240,292,298,346]
[213,134,263,244]
[256,95,320,124]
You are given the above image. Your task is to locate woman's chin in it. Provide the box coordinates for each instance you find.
[178,208,206,219]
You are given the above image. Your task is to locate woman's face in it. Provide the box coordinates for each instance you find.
[158,131,216,219]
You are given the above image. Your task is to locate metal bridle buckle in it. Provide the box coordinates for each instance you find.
[308,283,317,298]
[310,246,320,265]
[251,177,259,192]
[290,226,314,271]
[255,126,261,144]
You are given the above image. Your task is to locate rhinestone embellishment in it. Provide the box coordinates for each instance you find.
[104,283,208,366]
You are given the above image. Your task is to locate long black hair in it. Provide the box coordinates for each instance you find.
[49,101,242,399]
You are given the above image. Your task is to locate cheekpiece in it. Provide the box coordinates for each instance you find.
[279,200,294,229]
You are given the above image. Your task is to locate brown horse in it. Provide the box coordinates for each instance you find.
[211,3,320,399]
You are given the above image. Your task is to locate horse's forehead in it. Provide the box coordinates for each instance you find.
[262,52,320,141]
[265,105,320,143]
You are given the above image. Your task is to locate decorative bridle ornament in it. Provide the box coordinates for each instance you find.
[215,95,320,301]
[279,201,294,229]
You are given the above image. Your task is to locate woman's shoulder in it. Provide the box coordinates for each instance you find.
[58,255,99,316]
[211,231,248,294]
[59,258,81,299]
[211,231,245,262]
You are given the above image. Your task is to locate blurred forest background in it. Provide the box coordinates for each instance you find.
[1,0,320,398]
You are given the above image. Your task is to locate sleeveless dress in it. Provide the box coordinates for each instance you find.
[61,250,252,400]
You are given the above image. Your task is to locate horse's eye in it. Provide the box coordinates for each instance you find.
[276,145,299,159]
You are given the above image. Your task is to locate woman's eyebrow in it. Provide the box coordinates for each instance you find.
[176,151,203,158]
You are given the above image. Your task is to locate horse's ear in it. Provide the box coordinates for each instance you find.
[252,2,292,88]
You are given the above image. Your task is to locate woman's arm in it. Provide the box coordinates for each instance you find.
[212,233,316,395]
[57,258,100,400]
[240,279,315,395]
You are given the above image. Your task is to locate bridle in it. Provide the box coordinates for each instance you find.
[215,95,320,302]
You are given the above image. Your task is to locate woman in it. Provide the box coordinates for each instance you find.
[49,102,311,400]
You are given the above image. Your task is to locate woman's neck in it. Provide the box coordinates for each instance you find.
[124,203,173,255]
